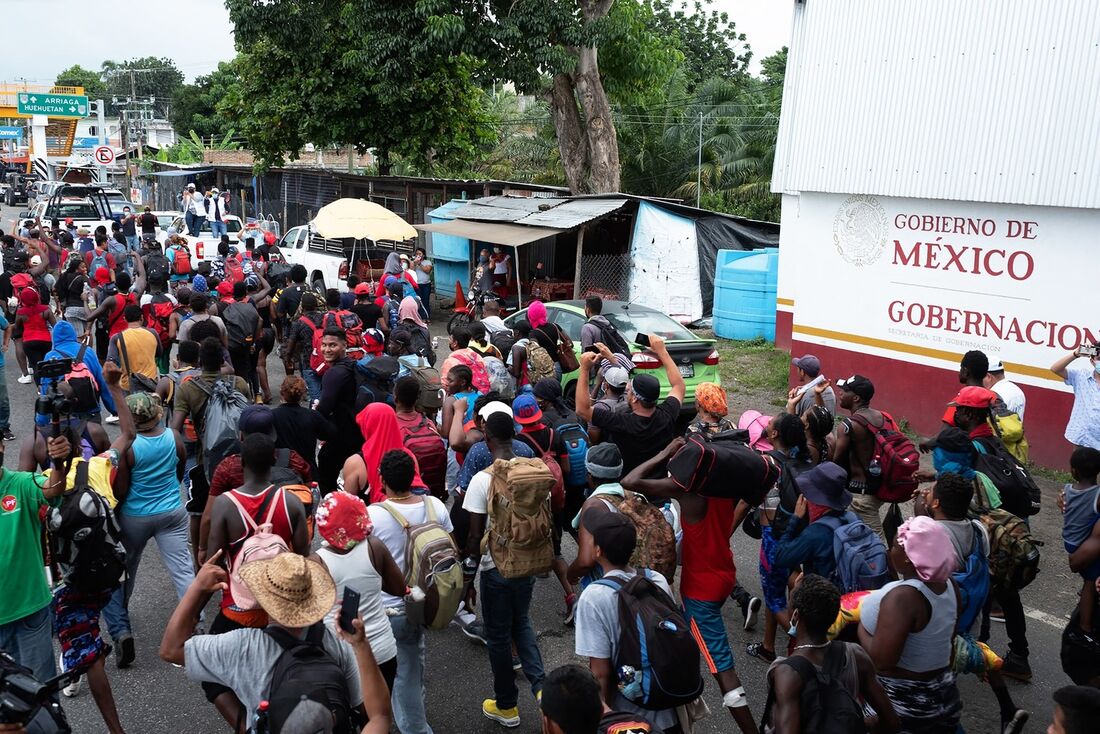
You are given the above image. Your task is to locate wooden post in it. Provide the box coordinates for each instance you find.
[573,224,586,299]
[514,244,523,308]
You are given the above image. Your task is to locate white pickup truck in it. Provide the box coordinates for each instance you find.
[20,184,115,233]
[278,223,415,295]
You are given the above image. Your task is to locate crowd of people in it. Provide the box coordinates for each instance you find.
[0,211,1098,734]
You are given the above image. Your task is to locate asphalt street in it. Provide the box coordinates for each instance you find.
[0,203,1072,733]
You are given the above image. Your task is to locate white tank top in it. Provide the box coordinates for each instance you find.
[318,541,398,664]
[860,578,956,672]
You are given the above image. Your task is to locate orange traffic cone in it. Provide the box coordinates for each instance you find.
[453,281,467,313]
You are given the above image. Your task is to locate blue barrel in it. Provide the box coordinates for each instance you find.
[712,247,780,341]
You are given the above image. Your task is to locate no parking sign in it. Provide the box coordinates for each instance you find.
[93,146,115,165]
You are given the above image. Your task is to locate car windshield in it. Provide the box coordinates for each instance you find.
[603,308,696,342]
[157,215,176,229]
[46,202,102,220]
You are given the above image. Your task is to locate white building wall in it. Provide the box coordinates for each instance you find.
[772,0,1100,209]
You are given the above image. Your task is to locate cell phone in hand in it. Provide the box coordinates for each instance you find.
[338,587,360,634]
[635,333,651,348]
[583,345,599,354]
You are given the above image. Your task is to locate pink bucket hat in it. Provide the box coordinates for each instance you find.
[896,516,955,583]
[737,410,774,452]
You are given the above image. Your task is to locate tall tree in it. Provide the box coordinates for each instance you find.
[648,0,751,89]
[100,57,185,117]
[223,0,492,174]
[169,60,241,141]
[54,65,106,100]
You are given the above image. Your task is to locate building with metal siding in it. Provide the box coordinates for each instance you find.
[772,0,1100,465]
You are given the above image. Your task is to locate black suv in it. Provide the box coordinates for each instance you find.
[3,172,31,207]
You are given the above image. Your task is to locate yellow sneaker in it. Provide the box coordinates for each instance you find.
[482,699,520,728]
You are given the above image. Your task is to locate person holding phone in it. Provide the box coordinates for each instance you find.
[1051,342,1100,450]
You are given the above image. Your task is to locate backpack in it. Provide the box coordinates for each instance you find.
[816,511,889,594]
[848,411,919,502]
[224,255,245,285]
[553,420,590,487]
[482,458,555,578]
[88,249,111,276]
[588,316,632,357]
[195,378,252,481]
[518,430,565,513]
[385,296,400,331]
[108,239,130,270]
[953,521,991,634]
[489,327,515,357]
[57,344,100,414]
[449,348,491,394]
[380,499,464,630]
[760,642,864,734]
[225,487,290,610]
[482,355,515,399]
[769,452,814,537]
[272,448,318,539]
[48,461,127,592]
[223,300,259,351]
[298,314,326,373]
[597,490,678,583]
[142,297,176,350]
[279,283,307,320]
[593,572,703,710]
[666,430,780,505]
[400,416,447,501]
[145,252,169,284]
[989,397,1028,463]
[409,364,443,411]
[169,244,192,276]
[264,624,355,734]
[525,341,556,384]
[971,490,1042,590]
[323,309,365,360]
[972,436,1040,518]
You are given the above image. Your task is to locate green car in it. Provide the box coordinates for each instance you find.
[503,300,720,413]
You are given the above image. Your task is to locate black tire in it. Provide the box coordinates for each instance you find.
[312,277,325,298]
[448,311,472,334]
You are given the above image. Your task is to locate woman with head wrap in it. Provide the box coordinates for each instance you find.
[312,491,403,692]
[343,402,426,503]
[395,296,435,364]
[525,300,564,373]
[16,286,56,384]
[858,516,962,733]
[377,251,418,299]
[687,383,735,434]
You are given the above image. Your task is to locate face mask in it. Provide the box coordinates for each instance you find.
[493,248,501,254]
[1094,362,1100,375]
[401,263,408,271]
[787,621,797,637]
[479,256,489,264]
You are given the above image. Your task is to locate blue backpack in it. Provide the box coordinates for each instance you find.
[553,421,589,487]
[89,249,110,275]
[817,512,889,593]
[953,521,990,634]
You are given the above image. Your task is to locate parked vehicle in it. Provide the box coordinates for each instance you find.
[19,184,115,232]
[3,172,31,206]
[169,213,244,261]
[277,222,415,295]
[448,287,514,333]
[502,299,720,414]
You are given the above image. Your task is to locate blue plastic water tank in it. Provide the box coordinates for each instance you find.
[712,247,780,341]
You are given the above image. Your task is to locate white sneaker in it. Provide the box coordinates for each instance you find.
[105,415,119,424]
[62,677,82,697]
[17,374,32,384]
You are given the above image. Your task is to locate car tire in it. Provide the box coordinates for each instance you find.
[448,311,472,335]
[312,277,325,298]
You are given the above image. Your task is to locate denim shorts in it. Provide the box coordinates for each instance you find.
[758,526,791,613]
[53,584,113,672]
[682,596,734,674]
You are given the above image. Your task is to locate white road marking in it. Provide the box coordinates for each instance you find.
[1024,606,1069,628]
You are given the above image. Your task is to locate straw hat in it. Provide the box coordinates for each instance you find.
[237,553,336,627]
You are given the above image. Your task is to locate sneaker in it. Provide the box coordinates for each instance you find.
[1,429,13,442]
[105,414,120,425]
[62,676,82,698]
[512,656,522,672]
[999,652,1031,682]
[17,374,32,384]
[990,609,1006,623]
[116,634,136,669]
[482,699,520,728]
[564,593,577,626]
[1002,709,1029,734]
[745,642,777,663]
[462,622,488,646]
[743,596,762,632]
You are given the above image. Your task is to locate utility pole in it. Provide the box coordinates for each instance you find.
[696,112,703,209]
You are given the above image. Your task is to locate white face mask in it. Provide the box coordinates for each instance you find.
[401,263,409,271]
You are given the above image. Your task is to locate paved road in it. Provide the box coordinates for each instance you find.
[1,203,1070,733]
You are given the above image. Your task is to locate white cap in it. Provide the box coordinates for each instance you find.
[988,356,1005,373]
[29,255,41,266]
[187,183,196,189]
[478,401,513,420]
[603,366,629,389]
[211,187,220,194]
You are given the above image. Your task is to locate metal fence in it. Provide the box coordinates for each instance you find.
[576,253,630,302]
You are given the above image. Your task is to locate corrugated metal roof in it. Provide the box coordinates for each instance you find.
[449,196,629,229]
[772,0,1100,209]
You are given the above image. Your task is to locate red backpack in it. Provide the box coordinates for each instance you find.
[298,315,326,373]
[850,411,919,502]
[450,349,491,394]
[322,309,365,360]
[400,415,448,501]
[224,255,244,285]
[142,298,176,349]
[169,244,192,276]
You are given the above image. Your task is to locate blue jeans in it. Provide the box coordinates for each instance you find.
[480,568,544,709]
[417,282,432,318]
[0,604,56,683]
[388,613,433,734]
[185,212,201,237]
[302,365,322,404]
[125,235,139,252]
[103,507,196,639]
[209,220,227,238]
[0,362,10,430]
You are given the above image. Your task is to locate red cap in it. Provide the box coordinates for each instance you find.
[64,217,74,225]
[94,267,111,285]
[353,282,372,296]
[949,386,996,409]
[216,281,234,296]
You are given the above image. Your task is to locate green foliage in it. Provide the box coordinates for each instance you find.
[647,0,751,88]
[169,61,241,142]
[153,130,240,166]
[223,0,494,174]
[54,65,106,100]
[100,57,185,118]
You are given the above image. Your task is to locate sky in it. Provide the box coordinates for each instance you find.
[5,0,792,83]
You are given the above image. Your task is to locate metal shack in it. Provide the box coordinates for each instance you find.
[772,0,1100,466]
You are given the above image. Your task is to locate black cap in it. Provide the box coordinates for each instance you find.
[583,511,636,556]
[630,374,661,403]
[924,427,974,454]
[835,374,874,402]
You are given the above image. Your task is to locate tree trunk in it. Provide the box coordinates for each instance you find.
[573,44,620,193]
[548,72,588,194]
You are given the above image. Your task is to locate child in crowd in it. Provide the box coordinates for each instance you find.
[1064,447,1100,640]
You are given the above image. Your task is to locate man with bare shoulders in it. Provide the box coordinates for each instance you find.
[831,375,891,539]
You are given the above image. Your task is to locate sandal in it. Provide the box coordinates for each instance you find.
[745,642,776,663]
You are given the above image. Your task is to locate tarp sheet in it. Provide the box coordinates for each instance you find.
[414,219,564,247]
[628,202,703,322]
[694,214,780,315]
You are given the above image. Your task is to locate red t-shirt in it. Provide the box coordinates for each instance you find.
[679,498,737,602]
[208,451,312,500]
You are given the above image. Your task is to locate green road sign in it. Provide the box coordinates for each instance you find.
[16,93,89,118]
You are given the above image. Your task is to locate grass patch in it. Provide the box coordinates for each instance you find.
[1028,463,1071,485]
[694,331,790,407]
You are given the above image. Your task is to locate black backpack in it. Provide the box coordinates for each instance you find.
[48,462,127,593]
[57,344,101,414]
[593,572,703,710]
[489,327,516,357]
[971,436,1040,518]
[769,450,814,536]
[144,252,170,284]
[223,301,260,350]
[588,316,631,357]
[264,624,355,734]
[761,642,864,734]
